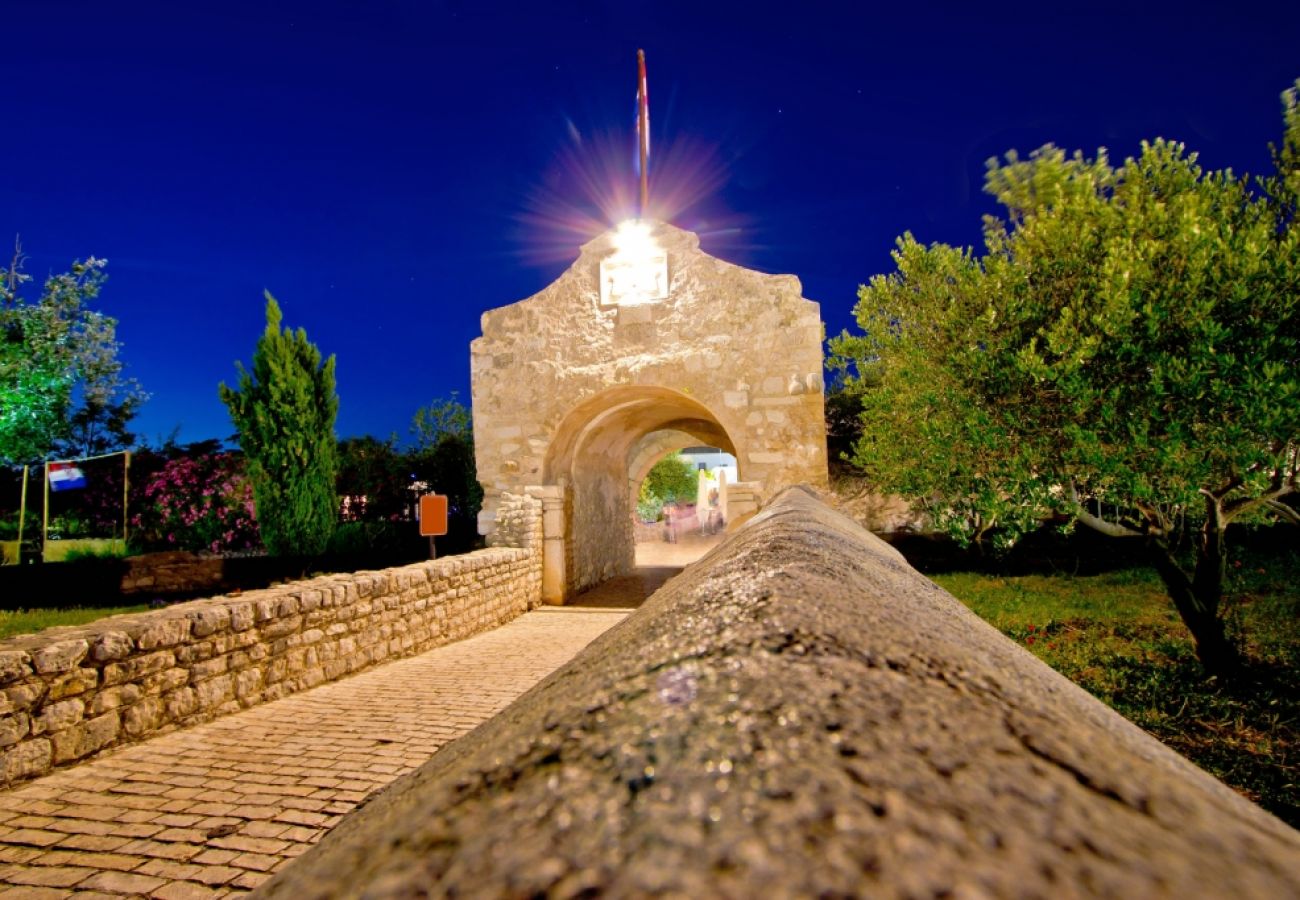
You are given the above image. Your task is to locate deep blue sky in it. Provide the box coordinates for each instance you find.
[6,1,1297,447]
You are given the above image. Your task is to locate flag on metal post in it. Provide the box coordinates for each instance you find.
[48,461,87,491]
[636,49,649,216]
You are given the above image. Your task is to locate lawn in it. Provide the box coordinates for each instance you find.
[0,605,150,641]
[933,544,1299,828]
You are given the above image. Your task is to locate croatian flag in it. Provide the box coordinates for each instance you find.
[49,462,87,491]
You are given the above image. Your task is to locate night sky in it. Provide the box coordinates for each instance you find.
[5,1,1297,448]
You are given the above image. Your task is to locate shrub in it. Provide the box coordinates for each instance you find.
[131,452,259,553]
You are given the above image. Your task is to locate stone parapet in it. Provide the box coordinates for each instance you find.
[259,486,1299,899]
[0,494,542,788]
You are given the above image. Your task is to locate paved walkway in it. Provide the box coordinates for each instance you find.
[0,607,629,898]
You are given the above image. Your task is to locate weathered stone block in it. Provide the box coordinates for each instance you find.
[89,684,141,715]
[48,668,98,700]
[33,699,84,735]
[123,697,163,737]
[195,674,233,710]
[262,615,303,640]
[173,639,216,664]
[234,667,263,700]
[102,650,175,687]
[141,667,189,696]
[50,711,119,763]
[90,632,133,662]
[136,617,192,650]
[31,639,89,675]
[2,736,51,781]
[163,687,197,721]
[5,683,44,712]
[188,606,231,637]
[0,713,30,747]
[229,602,256,632]
[189,656,228,682]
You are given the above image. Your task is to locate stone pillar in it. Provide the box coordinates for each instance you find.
[726,481,761,522]
[527,485,568,606]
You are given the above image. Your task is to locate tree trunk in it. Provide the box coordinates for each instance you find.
[1149,520,1239,677]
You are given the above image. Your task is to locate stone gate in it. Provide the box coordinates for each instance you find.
[471,221,828,602]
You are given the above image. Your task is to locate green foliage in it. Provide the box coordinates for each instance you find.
[409,396,481,551]
[0,245,145,465]
[337,435,410,522]
[0,508,38,541]
[831,80,1300,673]
[935,546,1300,826]
[636,493,664,523]
[219,293,339,557]
[410,394,472,450]
[0,605,150,640]
[325,520,424,562]
[61,544,131,562]
[640,453,697,506]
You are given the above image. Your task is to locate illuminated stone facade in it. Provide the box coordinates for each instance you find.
[471,221,828,602]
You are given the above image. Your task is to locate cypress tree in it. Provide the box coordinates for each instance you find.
[219,292,338,557]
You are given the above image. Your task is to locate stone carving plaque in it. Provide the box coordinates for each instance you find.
[600,251,668,306]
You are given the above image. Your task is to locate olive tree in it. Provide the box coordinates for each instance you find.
[832,81,1300,675]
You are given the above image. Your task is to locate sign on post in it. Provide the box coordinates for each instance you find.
[419,494,448,560]
[419,494,448,536]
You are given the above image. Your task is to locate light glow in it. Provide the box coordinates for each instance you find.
[611,220,661,266]
[601,220,668,306]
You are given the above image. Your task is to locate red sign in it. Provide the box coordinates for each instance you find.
[419,494,448,537]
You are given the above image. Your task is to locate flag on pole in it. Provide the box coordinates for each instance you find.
[637,51,650,164]
[48,462,87,491]
[636,49,649,216]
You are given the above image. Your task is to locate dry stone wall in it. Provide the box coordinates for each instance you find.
[0,493,542,788]
[259,487,1299,899]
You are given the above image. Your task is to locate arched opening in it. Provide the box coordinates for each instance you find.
[543,386,739,597]
[628,436,738,567]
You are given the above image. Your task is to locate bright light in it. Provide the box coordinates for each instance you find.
[601,220,668,306]
[611,219,661,264]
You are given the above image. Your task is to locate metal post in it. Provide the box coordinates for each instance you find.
[122,450,131,548]
[16,465,27,560]
[42,461,49,561]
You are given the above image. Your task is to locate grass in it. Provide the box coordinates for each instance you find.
[933,545,1299,828]
[0,605,150,641]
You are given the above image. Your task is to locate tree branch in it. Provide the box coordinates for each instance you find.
[1070,482,1144,538]
[1264,499,1300,526]
[1221,482,1296,521]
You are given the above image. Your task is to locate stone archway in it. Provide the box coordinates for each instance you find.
[542,386,737,596]
[471,221,828,603]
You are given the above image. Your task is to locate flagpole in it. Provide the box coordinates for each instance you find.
[16,465,27,561]
[637,49,649,218]
[122,450,131,549]
[42,461,49,561]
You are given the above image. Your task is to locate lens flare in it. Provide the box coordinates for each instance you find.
[610,219,660,264]
[514,123,746,267]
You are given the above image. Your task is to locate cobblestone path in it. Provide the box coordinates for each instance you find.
[0,607,629,898]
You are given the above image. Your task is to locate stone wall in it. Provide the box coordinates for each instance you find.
[0,494,542,788]
[259,486,1299,898]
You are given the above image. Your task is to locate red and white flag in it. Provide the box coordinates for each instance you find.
[49,461,87,491]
